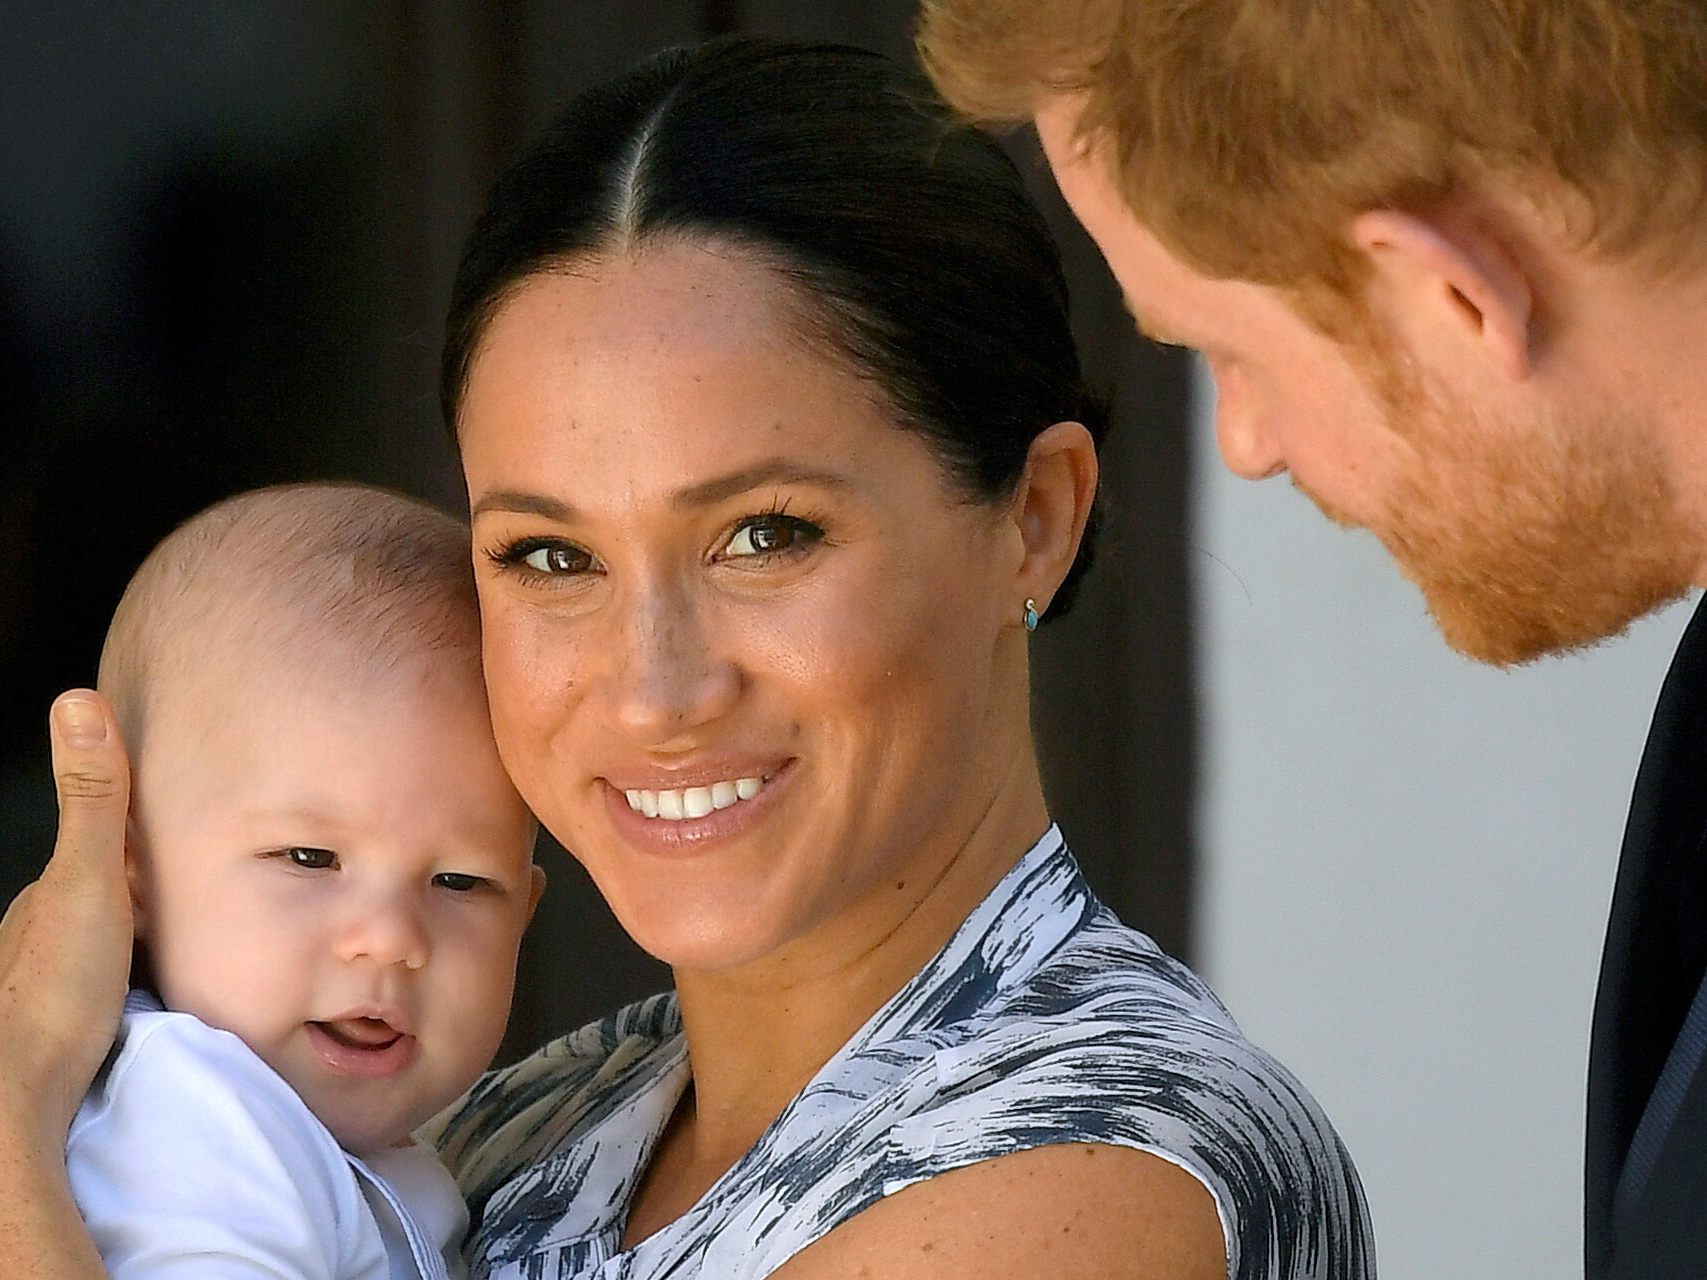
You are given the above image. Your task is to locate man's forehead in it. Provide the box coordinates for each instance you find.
[1031,119,1200,347]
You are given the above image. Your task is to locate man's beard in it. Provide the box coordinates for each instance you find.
[1298,375,1695,667]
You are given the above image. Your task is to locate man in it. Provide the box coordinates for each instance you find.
[917,1,1707,1275]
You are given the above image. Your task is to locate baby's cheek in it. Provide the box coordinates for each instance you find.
[441,927,523,1060]
[151,958,272,1052]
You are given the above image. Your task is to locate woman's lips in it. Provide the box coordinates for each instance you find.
[603,759,794,850]
[306,1019,418,1078]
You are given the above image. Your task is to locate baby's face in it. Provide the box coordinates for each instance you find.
[128,660,542,1155]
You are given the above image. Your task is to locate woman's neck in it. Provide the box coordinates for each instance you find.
[668,757,1052,1174]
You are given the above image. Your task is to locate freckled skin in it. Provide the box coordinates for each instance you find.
[459,240,1222,1278]
[460,243,1035,981]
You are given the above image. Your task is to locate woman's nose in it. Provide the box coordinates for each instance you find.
[610,584,741,745]
[336,894,430,971]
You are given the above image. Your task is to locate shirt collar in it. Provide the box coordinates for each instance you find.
[838,822,1086,1053]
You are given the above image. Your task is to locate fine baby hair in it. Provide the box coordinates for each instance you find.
[67,480,539,1279]
[98,480,481,752]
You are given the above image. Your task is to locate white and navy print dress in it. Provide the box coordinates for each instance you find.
[431,826,1374,1279]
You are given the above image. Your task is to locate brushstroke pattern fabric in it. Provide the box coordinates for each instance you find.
[432,827,1373,1279]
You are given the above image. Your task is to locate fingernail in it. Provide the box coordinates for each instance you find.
[54,696,107,747]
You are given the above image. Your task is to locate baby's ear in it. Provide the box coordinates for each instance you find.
[525,864,548,927]
[125,816,148,937]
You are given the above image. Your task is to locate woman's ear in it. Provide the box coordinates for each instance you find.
[1009,420,1100,619]
[1351,208,1535,382]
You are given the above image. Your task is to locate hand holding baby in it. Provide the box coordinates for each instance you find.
[0,692,133,1144]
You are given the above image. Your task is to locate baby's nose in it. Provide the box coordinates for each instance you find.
[336,898,429,971]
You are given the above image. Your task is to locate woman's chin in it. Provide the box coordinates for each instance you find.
[576,873,781,969]
[624,917,790,975]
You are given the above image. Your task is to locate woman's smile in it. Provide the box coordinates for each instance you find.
[600,759,795,852]
[461,241,1027,974]
[622,776,765,821]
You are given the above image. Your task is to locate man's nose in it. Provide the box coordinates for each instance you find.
[1209,362,1286,480]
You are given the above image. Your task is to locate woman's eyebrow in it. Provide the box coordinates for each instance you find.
[671,460,853,509]
[470,490,575,521]
[471,462,853,523]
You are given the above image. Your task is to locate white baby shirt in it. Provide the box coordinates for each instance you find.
[67,991,468,1280]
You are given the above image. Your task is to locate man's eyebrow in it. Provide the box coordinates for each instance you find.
[1112,293,1181,348]
[1137,317,1192,349]
[1120,297,1187,349]
[469,461,853,523]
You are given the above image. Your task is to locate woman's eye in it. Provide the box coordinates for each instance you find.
[433,871,486,893]
[519,543,592,575]
[485,536,597,579]
[723,514,823,559]
[281,847,337,870]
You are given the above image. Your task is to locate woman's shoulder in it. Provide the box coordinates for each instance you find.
[426,991,682,1204]
[704,844,1372,1279]
[874,908,1372,1278]
[911,901,1261,1091]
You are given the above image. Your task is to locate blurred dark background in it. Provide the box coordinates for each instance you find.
[0,0,1196,1061]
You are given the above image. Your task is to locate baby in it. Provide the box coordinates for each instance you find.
[66,482,543,1280]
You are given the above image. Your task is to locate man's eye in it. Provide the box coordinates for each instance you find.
[282,847,336,870]
[433,872,486,893]
[723,514,823,558]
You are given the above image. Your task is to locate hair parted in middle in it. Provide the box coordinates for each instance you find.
[919,0,1707,310]
[442,35,1110,621]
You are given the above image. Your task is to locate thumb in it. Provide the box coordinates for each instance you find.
[46,690,131,887]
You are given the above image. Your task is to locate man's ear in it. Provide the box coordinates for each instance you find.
[525,864,548,927]
[1008,420,1100,620]
[1352,208,1535,382]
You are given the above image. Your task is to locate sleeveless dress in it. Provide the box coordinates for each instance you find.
[430,826,1374,1279]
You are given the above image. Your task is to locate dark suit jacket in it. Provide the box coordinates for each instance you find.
[1587,596,1707,1278]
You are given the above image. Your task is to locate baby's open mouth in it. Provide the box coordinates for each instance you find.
[313,1017,403,1051]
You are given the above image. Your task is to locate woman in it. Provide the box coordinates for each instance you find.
[0,38,1370,1280]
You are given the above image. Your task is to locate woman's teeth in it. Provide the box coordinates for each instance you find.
[624,776,764,821]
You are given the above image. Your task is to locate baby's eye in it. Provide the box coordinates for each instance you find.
[722,514,824,559]
[432,871,487,893]
[281,847,337,870]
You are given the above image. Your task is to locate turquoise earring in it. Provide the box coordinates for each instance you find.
[1022,598,1040,633]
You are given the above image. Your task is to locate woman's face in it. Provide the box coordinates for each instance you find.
[458,242,1034,974]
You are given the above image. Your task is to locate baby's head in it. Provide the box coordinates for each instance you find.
[100,482,542,1155]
